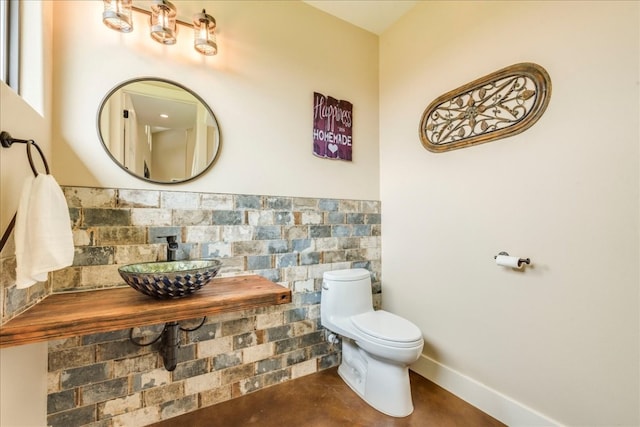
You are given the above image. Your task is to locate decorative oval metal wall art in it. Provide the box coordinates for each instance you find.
[419,62,551,152]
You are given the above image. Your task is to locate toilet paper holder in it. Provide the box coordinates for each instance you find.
[494,251,530,267]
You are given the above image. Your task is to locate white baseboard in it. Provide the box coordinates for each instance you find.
[410,354,563,427]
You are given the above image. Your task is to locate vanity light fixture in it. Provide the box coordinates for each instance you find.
[150,0,177,45]
[102,0,133,33]
[102,0,219,56]
[193,9,217,56]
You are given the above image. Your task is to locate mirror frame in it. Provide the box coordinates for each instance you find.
[97,77,221,184]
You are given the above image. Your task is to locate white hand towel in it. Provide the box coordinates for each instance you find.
[15,174,74,289]
[14,176,35,287]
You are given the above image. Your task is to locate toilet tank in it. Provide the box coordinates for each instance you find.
[321,269,373,324]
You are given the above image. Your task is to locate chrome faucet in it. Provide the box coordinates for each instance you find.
[158,235,179,261]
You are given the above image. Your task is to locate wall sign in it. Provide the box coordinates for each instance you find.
[313,92,353,161]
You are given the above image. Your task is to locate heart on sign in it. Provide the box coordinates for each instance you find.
[328,143,338,154]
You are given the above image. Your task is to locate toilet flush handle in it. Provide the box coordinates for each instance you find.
[322,282,329,290]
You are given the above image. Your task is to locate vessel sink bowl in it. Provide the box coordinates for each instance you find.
[118,259,222,299]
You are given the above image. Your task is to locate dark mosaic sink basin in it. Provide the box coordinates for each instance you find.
[118,259,222,299]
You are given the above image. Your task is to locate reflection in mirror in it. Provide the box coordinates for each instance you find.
[98,78,220,183]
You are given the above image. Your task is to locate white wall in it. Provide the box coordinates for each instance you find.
[0,342,48,427]
[0,1,53,423]
[379,1,639,425]
[51,0,380,200]
[0,82,50,427]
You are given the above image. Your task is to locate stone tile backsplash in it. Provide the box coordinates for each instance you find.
[1,186,382,426]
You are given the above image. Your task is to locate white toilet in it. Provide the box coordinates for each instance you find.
[321,268,424,417]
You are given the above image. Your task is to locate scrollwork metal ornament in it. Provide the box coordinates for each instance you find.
[419,63,551,152]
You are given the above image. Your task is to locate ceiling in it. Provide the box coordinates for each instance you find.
[302,1,418,35]
[134,1,418,36]
[129,92,197,130]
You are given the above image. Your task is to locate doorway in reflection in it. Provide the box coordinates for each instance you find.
[98,78,220,183]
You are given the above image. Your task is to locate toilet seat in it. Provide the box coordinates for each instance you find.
[351,311,423,348]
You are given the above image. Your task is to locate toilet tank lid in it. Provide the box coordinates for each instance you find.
[323,268,371,281]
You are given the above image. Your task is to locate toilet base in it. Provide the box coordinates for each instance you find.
[338,338,414,417]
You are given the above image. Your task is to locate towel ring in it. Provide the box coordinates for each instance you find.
[25,140,50,175]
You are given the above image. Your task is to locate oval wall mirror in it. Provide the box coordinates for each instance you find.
[97,78,221,184]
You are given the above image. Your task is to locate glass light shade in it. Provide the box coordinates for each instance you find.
[102,0,133,33]
[150,0,177,45]
[193,10,218,56]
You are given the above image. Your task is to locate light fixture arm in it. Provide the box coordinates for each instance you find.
[130,5,190,28]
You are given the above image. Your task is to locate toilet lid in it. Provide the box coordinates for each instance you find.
[351,311,422,344]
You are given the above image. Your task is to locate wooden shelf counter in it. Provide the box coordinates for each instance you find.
[0,275,292,348]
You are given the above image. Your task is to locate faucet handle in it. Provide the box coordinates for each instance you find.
[157,235,179,248]
[157,235,179,261]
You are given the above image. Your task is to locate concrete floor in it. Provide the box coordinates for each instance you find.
[150,368,505,427]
